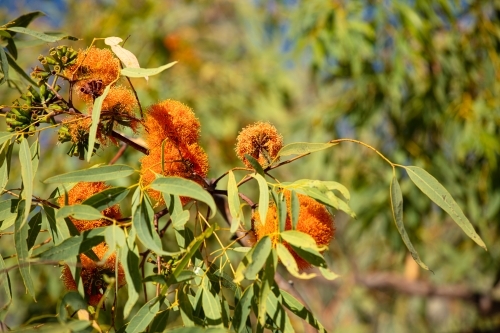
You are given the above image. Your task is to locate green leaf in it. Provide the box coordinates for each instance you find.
[19,139,33,229]
[0,46,9,85]
[149,310,170,333]
[121,61,177,77]
[319,266,340,281]
[27,211,42,251]
[151,176,216,218]
[244,154,265,176]
[244,236,272,281]
[14,200,36,299]
[5,51,36,85]
[258,249,277,326]
[4,27,78,42]
[57,204,104,221]
[0,199,18,231]
[121,241,141,319]
[404,166,487,250]
[133,195,180,256]
[390,175,429,270]
[277,243,316,279]
[179,289,195,327]
[43,205,70,245]
[87,84,111,162]
[252,174,269,227]
[290,190,300,230]
[30,140,39,179]
[105,225,126,248]
[233,284,254,333]
[266,287,294,333]
[277,142,337,158]
[6,38,17,60]
[202,288,223,326]
[123,297,161,333]
[0,254,12,311]
[165,327,229,332]
[39,227,105,261]
[82,187,129,211]
[227,170,241,233]
[280,230,322,251]
[281,290,327,333]
[1,11,45,30]
[0,132,13,146]
[0,140,13,198]
[44,164,135,183]
[58,291,86,323]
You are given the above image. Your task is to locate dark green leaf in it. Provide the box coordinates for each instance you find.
[277,142,337,158]
[87,84,111,162]
[0,140,13,199]
[179,289,195,327]
[14,200,36,299]
[39,227,105,261]
[81,187,129,211]
[281,290,327,333]
[149,310,170,333]
[27,211,42,251]
[58,291,87,323]
[0,46,9,85]
[258,249,276,326]
[121,241,141,319]
[390,175,429,270]
[43,205,70,245]
[404,166,487,250]
[244,154,265,176]
[121,61,177,77]
[4,27,78,42]
[44,164,135,183]
[0,254,12,311]
[265,286,294,333]
[1,11,45,30]
[6,38,17,59]
[150,177,216,218]
[233,284,254,333]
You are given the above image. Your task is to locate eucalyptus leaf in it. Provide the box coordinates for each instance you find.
[5,27,78,42]
[14,200,36,299]
[87,84,111,162]
[57,204,104,221]
[39,227,105,261]
[252,174,269,227]
[81,187,129,211]
[44,164,135,183]
[121,61,177,77]
[277,142,337,157]
[227,170,241,233]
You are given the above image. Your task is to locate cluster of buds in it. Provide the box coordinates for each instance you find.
[57,118,100,160]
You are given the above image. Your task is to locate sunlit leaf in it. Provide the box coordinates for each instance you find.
[266,287,294,333]
[0,199,18,231]
[14,200,35,299]
[277,142,337,158]
[233,284,254,333]
[121,239,141,319]
[228,170,241,233]
[202,288,223,326]
[0,140,13,198]
[39,227,105,261]
[277,243,316,279]
[0,254,12,310]
[281,290,327,332]
[57,204,104,221]
[290,190,299,229]
[404,166,487,250]
[87,84,111,162]
[82,187,129,211]
[121,61,177,77]
[19,139,33,228]
[252,174,269,227]
[123,296,161,333]
[30,140,39,179]
[390,175,429,270]
[151,176,216,218]
[244,236,271,281]
[44,164,135,183]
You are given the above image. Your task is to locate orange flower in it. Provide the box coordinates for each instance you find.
[142,100,200,149]
[235,122,283,168]
[61,243,126,307]
[58,182,121,232]
[140,142,209,204]
[65,46,120,87]
[253,191,335,270]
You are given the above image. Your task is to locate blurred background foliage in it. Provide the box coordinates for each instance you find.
[1,0,500,332]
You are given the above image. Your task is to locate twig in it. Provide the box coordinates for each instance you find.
[108,143,128,165]
[110,131,148,155]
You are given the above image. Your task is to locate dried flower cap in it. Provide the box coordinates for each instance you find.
[253,191,335,270]
[235,122,283,168]
[57,181,121,232]
[61,243,126,307]
[140,142,209,204]
[143,100,200,149]
[65,47,120,86]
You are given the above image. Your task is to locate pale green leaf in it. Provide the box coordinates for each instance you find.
[123,297,161,333]
[14,200,35,299]
[281,290,327,332]
[277,142,337,157]
[57,204,104,221]
[228,170,241,233]
[277,243,316,279]
[19,139,32,228]
[4,27,78,42]
[44,164,135,183]
[121,61,177,77]
[39,227,105,261]
[290,190,300,229]
[244,236,271,281]
[252,174,269,227]
[87,84,111,162]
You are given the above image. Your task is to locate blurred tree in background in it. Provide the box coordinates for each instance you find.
[1,0,500,332]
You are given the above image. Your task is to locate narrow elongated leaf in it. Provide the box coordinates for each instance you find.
[82,187,129,211]
[179,289,195,327]
[252,174,268,226]
[57,204,104,221]
[43,206,70,245]
[6,38,17,59]
[258,249,277,326]
[227,171,241,233]
[19,139,33,228]
[0,199,18,230]
[14,200,35,299]
[277,142,337,158]
[44,164,135,183]
[27,211,42,251]
[244,154,265,176]
[404,166,487,250]
[59,291,87,323]
[121,240,141,319]
[0,46,9,85]
[0,254,12,310]
[4,27,78,42]
[87,84,111,162]
[281,290,327,333]
[151,177,216,217]
[277,243,316,279]
[266,287,294,333]
[244,236,271,280]
[124,297,161,333]
[1,11,45,30]
[172,225,215,278]
[121,61,177,77]
[0,140,13,197]
[39,227,105,261]
[30,140,39,179]
[202,288,222,326]
[149,310,170,333]
[390,176,429,270]
[233,285,254,333]
[0,132,12,146]
[281,230,321,250]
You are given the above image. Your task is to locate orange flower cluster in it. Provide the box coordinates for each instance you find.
[61,46,140,149]
[253,191,335,270]
[235,122,283,168]
[140,100,209,204]
[58,182,126,306]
